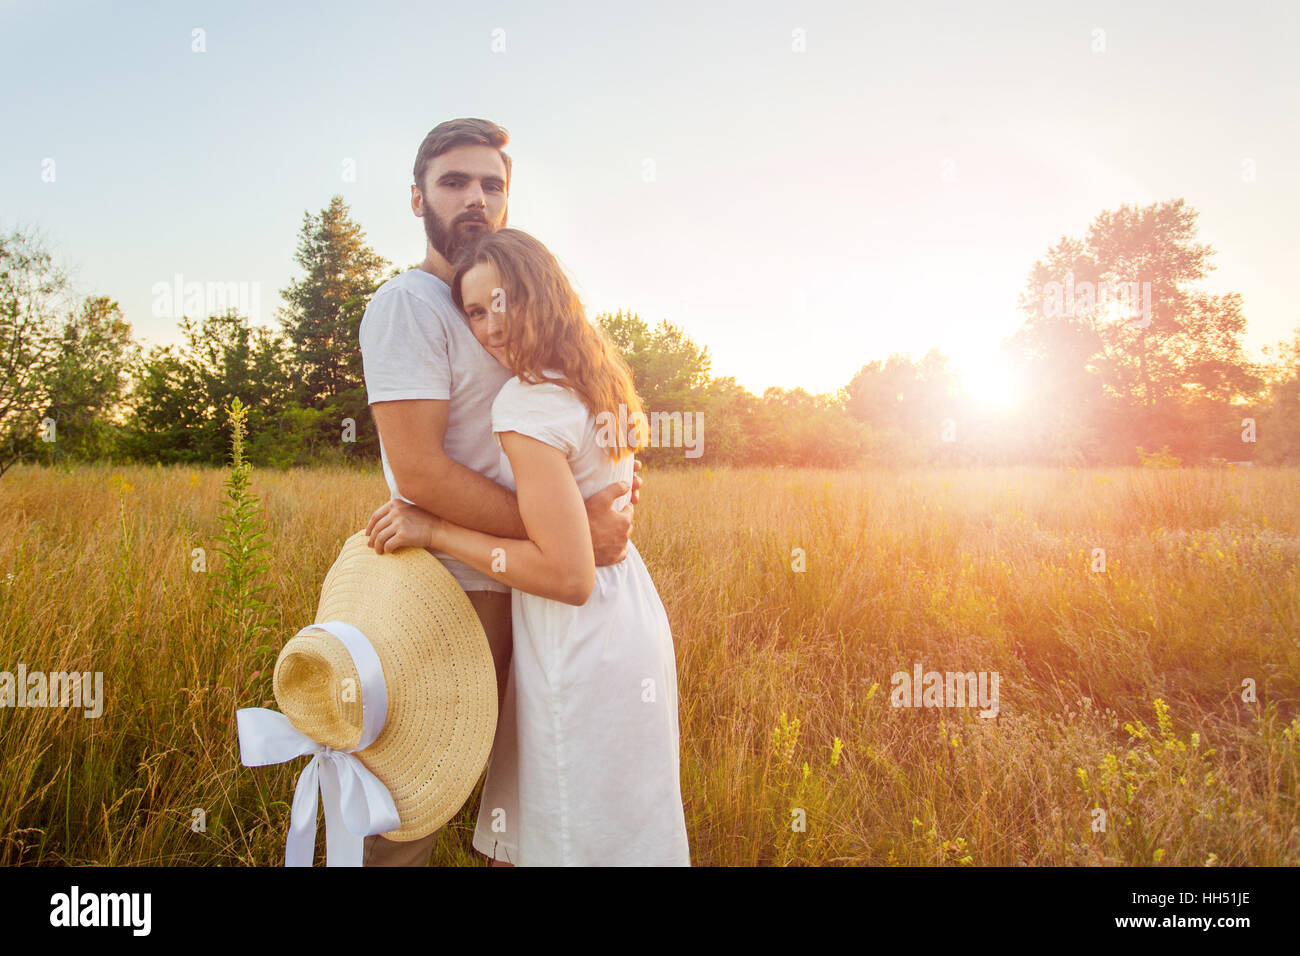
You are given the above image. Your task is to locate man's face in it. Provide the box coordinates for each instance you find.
[411,144,509,263]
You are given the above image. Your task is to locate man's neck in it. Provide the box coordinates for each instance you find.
[419,245,454,285]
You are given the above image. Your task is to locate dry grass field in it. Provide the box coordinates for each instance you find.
[1,461,1297,865]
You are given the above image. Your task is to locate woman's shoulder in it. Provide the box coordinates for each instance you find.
[494,371,585,411]
[492,372,592,456]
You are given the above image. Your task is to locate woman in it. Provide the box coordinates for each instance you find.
[365,229,690,866]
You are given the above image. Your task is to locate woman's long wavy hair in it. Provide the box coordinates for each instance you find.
[451,229,644,462]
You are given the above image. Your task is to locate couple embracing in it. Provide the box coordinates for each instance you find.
[358,118,690,867]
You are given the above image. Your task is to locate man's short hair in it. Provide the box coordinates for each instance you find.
[413,118,511,193]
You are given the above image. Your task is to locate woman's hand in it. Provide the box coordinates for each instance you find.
[365,498,446,555]
[630,457,643,506]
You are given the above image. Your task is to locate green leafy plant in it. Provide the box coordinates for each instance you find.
[214,397,274,651]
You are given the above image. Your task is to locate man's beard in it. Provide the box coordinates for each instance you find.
[423,200,504,264]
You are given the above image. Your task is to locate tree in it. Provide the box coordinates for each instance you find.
[597,310,711,406]
[596,310,715,466]
[692,375,758,466]
[279,195,389,406]
[0,228,70,476]
[843,350,963,463]
[123,310,294,465]
[35,295,139,464]
[1253,325,1300,464]
[278,196,390,463]
[1002,306,1110,464]
[1011,198,1260,463]
[747,387,873,467]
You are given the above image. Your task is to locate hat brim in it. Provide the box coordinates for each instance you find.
[278,531,498,842]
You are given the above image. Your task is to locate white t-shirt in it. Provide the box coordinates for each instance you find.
[359,268,512,593]
[490,371,633,512]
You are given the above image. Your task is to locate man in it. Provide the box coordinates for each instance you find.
[357,118,641,867]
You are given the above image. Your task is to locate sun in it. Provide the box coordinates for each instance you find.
[958,358,1024,410]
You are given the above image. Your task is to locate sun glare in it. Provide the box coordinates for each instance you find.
[959,360,1024,410]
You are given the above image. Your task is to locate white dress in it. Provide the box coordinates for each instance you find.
[470,372,691,866]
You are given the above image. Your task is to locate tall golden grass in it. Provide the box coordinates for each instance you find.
[0,461,1296,865]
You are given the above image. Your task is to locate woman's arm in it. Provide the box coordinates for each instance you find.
[368,431,595,605]
[437,431,594,604]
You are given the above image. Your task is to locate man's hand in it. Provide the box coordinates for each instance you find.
[585,479,633,566]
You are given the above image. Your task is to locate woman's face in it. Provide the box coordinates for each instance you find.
[460,262,510,368]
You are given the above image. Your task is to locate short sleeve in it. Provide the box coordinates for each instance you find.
[359,285,452,402]
[491,379,588,458]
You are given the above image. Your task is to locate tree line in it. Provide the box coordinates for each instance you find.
[2,195,1297,476]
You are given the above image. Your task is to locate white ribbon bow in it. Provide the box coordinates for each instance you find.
[236,621,400,867]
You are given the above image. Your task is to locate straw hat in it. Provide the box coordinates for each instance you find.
[271,530,498,841]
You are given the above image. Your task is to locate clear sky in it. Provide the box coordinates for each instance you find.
[3,0,1297,397]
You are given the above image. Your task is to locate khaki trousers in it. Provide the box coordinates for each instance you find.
[362,588,513,867]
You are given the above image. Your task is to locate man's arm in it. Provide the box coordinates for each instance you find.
[373,397,528,539]
[370,398,642,562]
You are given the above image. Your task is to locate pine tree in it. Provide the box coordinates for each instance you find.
[278,196,389,406]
